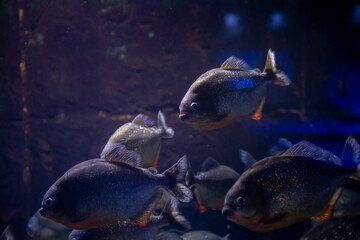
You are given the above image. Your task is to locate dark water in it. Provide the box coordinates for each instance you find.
[1,0,360,239]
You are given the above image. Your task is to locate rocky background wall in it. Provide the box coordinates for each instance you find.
[1,0,360,239]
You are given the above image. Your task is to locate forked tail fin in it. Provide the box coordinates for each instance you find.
[163,156,193,203]
[158,110,175,138]
[263,49,291,86]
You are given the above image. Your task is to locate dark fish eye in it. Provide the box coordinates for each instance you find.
[236,196,245,207]
[191,102,198,110]
[44,198,56,207]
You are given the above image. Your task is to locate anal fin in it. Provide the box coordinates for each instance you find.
[251,96,266,120]
[315,188,343,221]
[131,190,162,226]
[194,189,207,213]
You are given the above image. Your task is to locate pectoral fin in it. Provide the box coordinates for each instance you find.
[251,96,266,120]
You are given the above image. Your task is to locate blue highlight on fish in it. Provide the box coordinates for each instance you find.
[232,79,256,89]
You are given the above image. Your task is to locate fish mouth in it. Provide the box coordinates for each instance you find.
[222,204,232,216]
[179,111,191,120]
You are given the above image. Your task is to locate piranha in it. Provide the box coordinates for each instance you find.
[68,196,191,240]
[40,156,192,230]
[300,214,360,240]
[26,209,72,240]
[222,136,360,232]
[101,111,174,168]
[186,157,240,212]
[179,49,291,130]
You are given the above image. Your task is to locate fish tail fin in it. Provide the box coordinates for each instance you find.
[163,156,193,203]
[263,49,291,86]
[341,135,360,177]
[185,163,196,188]
[161,196,191,231]
[158,110,175,138]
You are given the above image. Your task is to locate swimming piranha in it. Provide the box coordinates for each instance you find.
[222,136,360,232]
[186,157,240,212]
[40,156,192,230]
[179,49,291,130]
[300,214,360,240]
[68,196,191,240]
[27,209,72,240]
[101,111,174,167]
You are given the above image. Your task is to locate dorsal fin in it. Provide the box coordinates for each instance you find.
[341,135,360,169]
[269,138,293,156]
[220,56,250,71]
[100,142,141,167]
[132,113,155,128]
[239,149,257,170]
[201,157,220,172]
[281,141,341,166]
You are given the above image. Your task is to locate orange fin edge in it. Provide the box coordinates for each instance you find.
[251,96,266,120]
[194,189,207,213]
[152,148,161,168]
[131,190,162,226]
[314,188,343,221]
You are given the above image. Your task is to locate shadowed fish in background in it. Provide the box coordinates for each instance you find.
[185,157,240,213]
[101,111,174,168]
[179,49,291,130]
[222,136,360,232]
[39,156,192,230]
[68,196,190,240]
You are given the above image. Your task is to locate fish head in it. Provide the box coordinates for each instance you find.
[40,182,76,225]
[222,177,265,231]
[179,70,226,129]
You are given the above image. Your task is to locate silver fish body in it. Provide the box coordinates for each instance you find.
[179,50,291,130]
[101,111,174,167]
[40,157,192,230]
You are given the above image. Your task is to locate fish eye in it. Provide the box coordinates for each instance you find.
[236,196,245,208]
[44,198,56,207]
[191,102,198,110]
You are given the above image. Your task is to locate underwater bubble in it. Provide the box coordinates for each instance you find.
[223,13,243,37]
[269,11,287,30]
[351,4,360,26]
